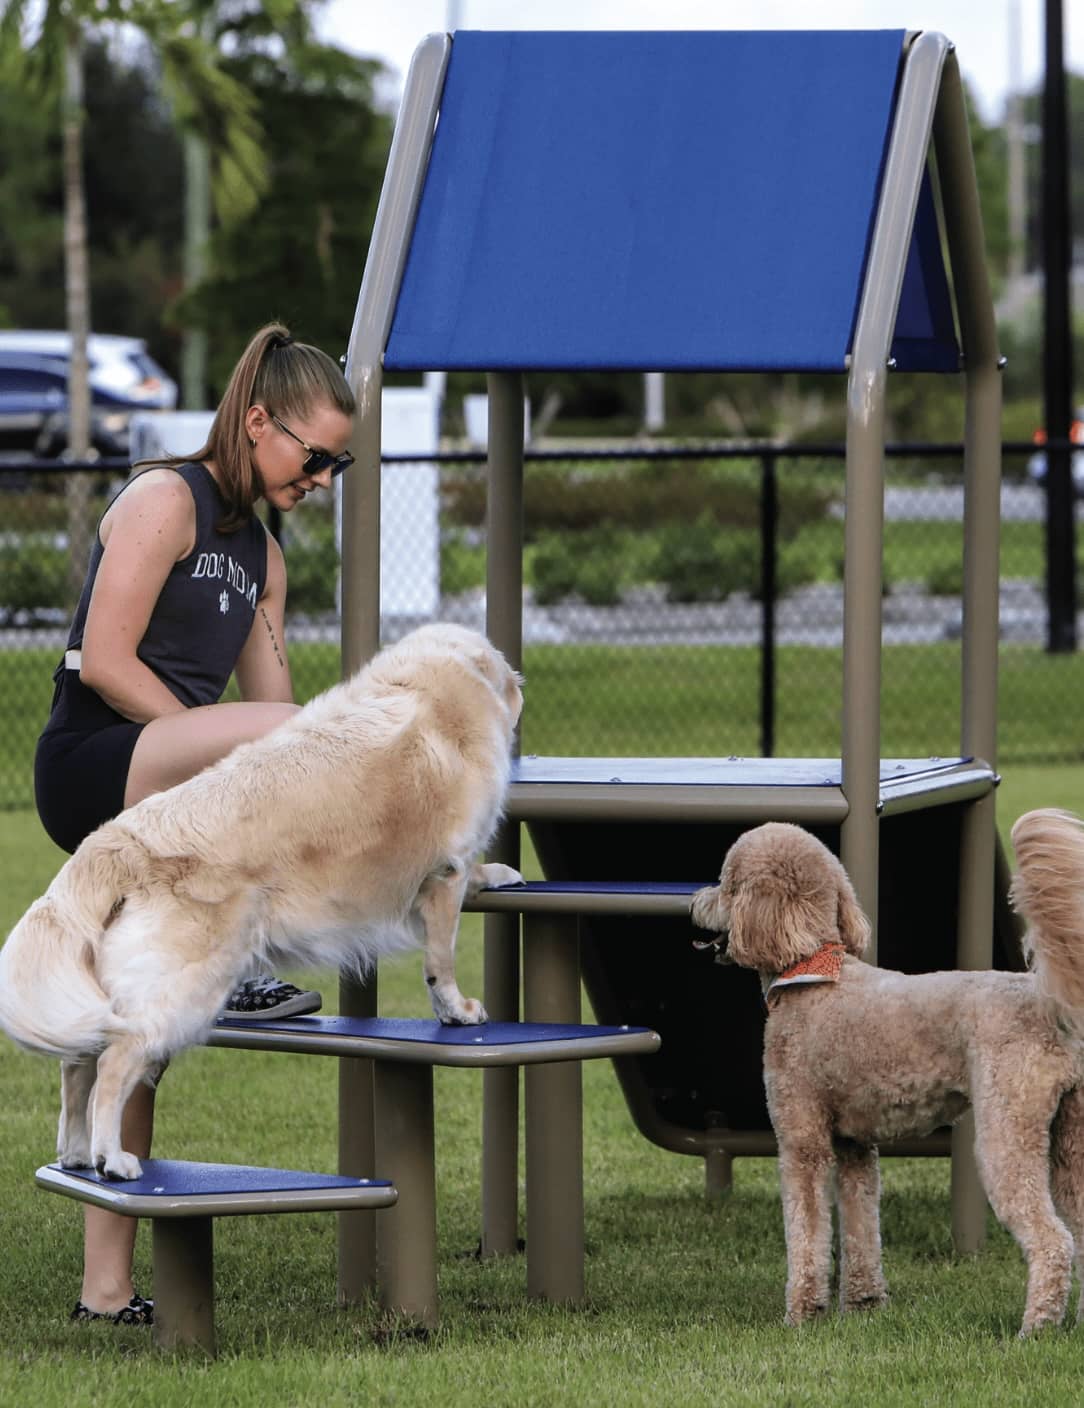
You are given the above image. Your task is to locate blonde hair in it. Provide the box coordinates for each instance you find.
[143,322,355,531]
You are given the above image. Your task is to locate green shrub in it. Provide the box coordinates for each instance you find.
[654,513,755,602]
[925,558,964,596]
[653,520,821,604]
[440,531,486,596]
[441,461,834,539]
[571,529,627,606]
[282,517,339,614]
[531,532,583,605]
[653,515,715,602]
[529,527,632,606]
[761,539,821,600]
[0,539,68,613]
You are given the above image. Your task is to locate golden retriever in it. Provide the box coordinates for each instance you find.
[0,623,523,1180]
[691,814,1084,1337]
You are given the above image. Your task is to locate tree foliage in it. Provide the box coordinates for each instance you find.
[0,8,392,386]
[177,38,393,392]
[0,0,270,217]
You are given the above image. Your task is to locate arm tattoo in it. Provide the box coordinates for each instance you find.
[260,607,286,670]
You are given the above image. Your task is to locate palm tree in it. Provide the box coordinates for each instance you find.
[0,0,280,591]
[170,0,316,408]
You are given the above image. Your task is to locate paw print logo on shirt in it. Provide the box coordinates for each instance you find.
[219,590,229,614]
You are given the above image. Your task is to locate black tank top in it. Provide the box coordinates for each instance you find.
[65,462,268,709]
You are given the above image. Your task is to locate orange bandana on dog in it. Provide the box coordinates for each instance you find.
[765,942,847,1009]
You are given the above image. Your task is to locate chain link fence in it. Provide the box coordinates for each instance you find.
[1,445,1081,810]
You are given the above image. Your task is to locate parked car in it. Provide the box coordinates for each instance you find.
[0,331,177,459]
[1026,410,1084,496]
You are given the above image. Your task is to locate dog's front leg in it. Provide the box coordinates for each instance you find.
[89,1037,153,1179]
[835,1140,889,1314]
[778,1136,836,1325]
[57,1059,96,1169]
[416,864,487,1025]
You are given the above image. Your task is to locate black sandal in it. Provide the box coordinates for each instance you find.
[221,976,321,1020]
[71,1293,154,1326]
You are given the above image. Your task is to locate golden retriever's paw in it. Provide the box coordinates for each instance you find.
[95,1150,143,1181]
[431,989,489,1025]
[455,995,489,1025]
[471,862,524,893]
[57,1138,93,1170]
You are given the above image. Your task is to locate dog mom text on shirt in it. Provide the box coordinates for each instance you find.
[192,551,258,608]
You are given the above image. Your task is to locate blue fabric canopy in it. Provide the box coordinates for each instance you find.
[384,30,959,375]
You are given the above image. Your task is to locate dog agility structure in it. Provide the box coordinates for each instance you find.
[339,30,1009,1273]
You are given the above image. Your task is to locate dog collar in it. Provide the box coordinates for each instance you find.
[765,942,847,1008]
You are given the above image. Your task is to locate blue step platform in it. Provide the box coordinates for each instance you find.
[36,1159,397,1355]
[209,1014,661,1065]
[36,1158,396,1217]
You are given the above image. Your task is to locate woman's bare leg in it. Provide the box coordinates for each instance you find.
[124,700,299,806]
[79,1080,156,1312]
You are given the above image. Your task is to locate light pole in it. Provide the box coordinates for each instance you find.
[1041,0,1077,652]
[1006,0,1027,281]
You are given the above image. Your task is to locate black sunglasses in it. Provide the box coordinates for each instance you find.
[271,414,355,478]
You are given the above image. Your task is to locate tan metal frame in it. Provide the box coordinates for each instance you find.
[336,32,453,1301]
[339,29,1002,1266]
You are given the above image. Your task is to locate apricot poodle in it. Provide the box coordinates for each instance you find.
[690,812,1084,1336]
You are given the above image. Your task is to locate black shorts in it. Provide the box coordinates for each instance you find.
[34,667,145,855]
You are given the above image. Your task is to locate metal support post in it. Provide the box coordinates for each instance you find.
[153,1216,216,1355]
[842,32,952,951]
[934,50,1003,1255]
[336,33,451,1300]
[482,370,526,1257]
[373,1060,439,1329]
[523,914,584,1304]
[482,897,521,1256]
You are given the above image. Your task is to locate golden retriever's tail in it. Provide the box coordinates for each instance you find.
[0,829,137,1059]
[1010,808,1084,1025]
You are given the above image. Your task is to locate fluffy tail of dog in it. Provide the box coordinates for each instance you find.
[1010,808,1084,1025]
[0,828,139,1059]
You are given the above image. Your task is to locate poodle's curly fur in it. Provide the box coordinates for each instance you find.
[690,813,1084,1337]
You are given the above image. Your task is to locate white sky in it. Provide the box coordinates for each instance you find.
[316,0,1084,123]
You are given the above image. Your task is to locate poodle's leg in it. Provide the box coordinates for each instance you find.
[57,1059,97,1169]
[835,1140,889,1313]
[89,1037,154,1180]
[973,1079,1073,1336]
[778,1132,836,1325]
[415,864,487,1025]
[1050,1086,1084,1323]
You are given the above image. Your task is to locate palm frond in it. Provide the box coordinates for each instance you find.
[0,0,29,48]
[157,30,269,221]
[0,0,66,95]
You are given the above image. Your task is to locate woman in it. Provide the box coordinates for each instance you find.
[35,322,355,1324]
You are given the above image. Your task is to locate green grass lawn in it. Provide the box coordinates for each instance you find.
[3,754,1084,1402]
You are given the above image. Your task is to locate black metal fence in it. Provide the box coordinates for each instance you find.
[0,442,1080,810]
